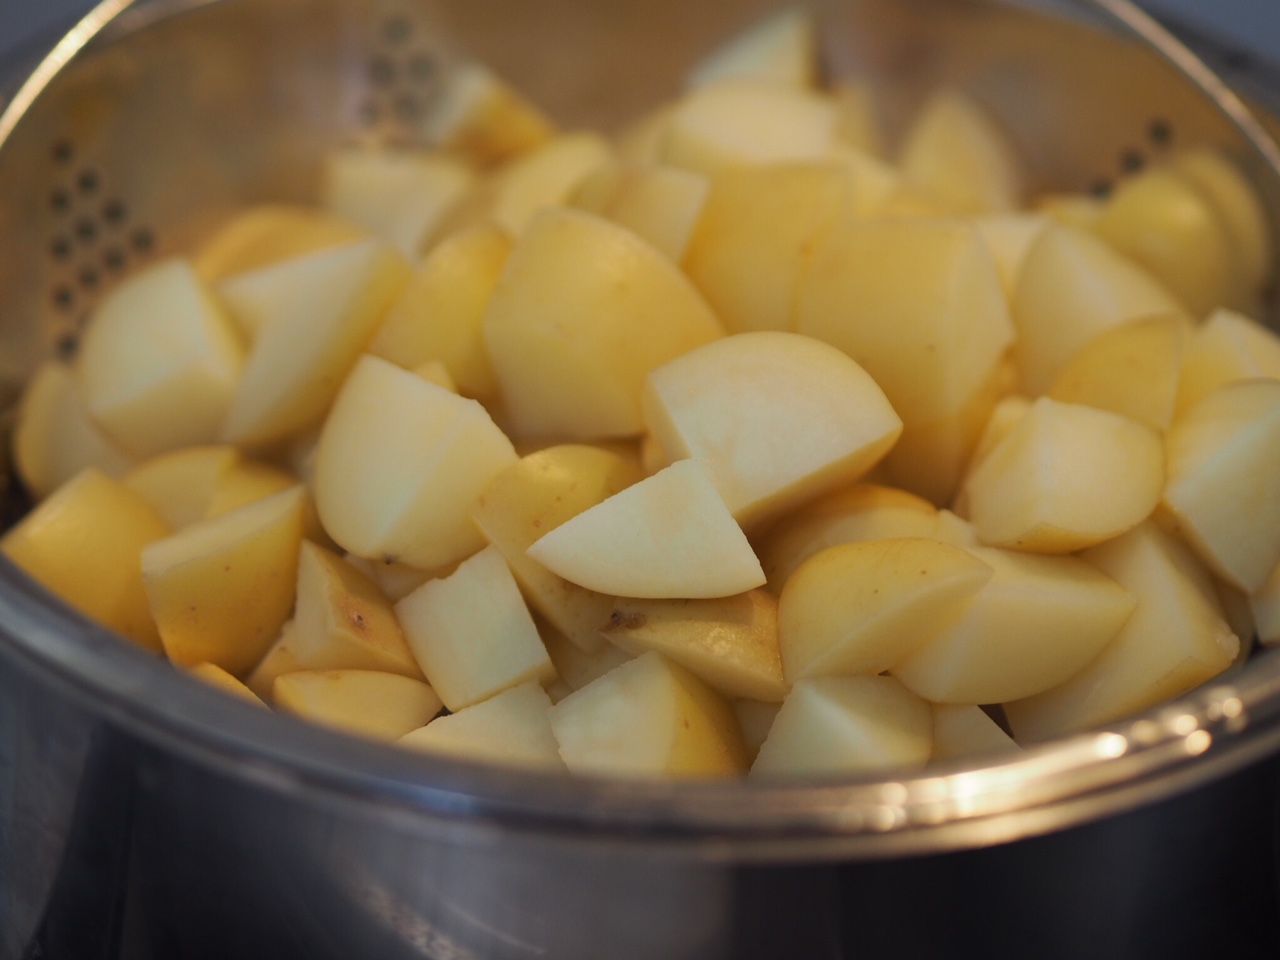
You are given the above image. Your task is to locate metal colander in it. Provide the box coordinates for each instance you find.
[3,1,1280,958]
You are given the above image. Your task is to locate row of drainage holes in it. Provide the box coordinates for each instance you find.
[1089,118,1175,198]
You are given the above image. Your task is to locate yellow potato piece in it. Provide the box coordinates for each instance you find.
[423,62,557,167]
[779,537,995,681]
[682,162,855,333]
[275,669,443,741]
[483,206,725,440]
[2,468,168,651]
[568,160,709,263]
[291,541,423,679]
[142,486,306,673]
[368,221,512,402]
[1047,314,1187,433]
[603,589,786,702]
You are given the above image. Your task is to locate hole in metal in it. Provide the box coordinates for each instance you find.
[50,237,73,261]
[49,189,71,214]
[75,218,98,244]
[55,331,79,361]
[78,267,100,290]
[102,199,127,226]
[130,227,155,254]
[408,53,436,83]
[52,285,75,311]
[51,140,75,165]
[102,247,127,272]
[394,93,420,123]
[1148,118,1173,148]
[1119,149,1145,174]
[383,14,412,45]
[77,169,100,195]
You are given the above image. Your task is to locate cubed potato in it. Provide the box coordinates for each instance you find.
[750,675,933,778]
[964,397,1165,553]
[400,680,564,769]
[2,468,168,650]
[603,589,786,702]
[142,486,306,673]
[483,207,725,440]
[778,538,994,681]
[892,546,1136,704]
[395,545,555,712]
[472,444,642,652]
[1005,521,1239,741]
[527,459,766,599]
[549,652,748,779]
[643,331,901,527]
[275,669,443,741]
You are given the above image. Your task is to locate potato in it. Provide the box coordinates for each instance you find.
[400,680,564,769]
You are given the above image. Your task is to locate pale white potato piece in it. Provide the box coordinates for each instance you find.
[395,545,555,712]
[602,590,786,702]
[778,538,994,681]
[1012,223,1187,395]
[78,258,244,459]
[14,361,134,500]
[1047,314,1187,433]
[965,397,1165,553]
[488,132,614,235]
[682,163,855,333]
[660,80,837,177]
[291,541,424,679]
[314,354,517,571]
[549,652,748,778]
[275,669,443,741]
[193,204,369,284]
[899,88,1025,215]
[892,546,1136,704]
[795,217,1014,426]
[423,62,557,166]
[1005,521,1239,741]
[123,445,268,529]
[484,208,724,439]
[931,704,1018,762]
[321,148,475,257]
[367,220,512,402]
[756,483,939,593]
[685,7,817,91]
[567,161,709,263]
[527,459,766,600]
[1094,165,1246,318]
[400,681,564,769]
[472,444,643,652]
[750,675,933,778]
[1,468,168,651]
[1176,307,1280,417]
[219,238,411,446]
[142,486,305,674]
[643,331,902,528]
[1162,378,1280,592]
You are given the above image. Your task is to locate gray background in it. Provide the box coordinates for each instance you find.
[2,0,1279,69]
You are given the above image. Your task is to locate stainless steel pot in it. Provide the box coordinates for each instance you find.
[4,1,1280,957]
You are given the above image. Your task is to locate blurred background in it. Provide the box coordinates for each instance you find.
[2,0,1279,72]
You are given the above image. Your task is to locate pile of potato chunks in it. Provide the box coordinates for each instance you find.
[6,9,1280,780]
